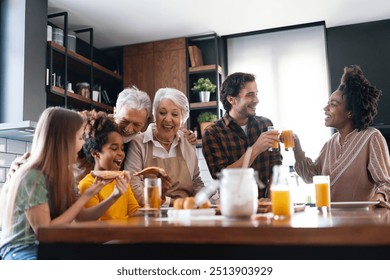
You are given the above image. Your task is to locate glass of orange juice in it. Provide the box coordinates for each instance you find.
[144,178,162,217]
[267,126,279,151]
[313,175,330,211]
[281,130,295,151]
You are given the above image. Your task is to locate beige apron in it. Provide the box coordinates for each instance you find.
[146,141,193,198]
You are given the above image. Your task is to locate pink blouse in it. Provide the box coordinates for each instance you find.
[294,127,390,202]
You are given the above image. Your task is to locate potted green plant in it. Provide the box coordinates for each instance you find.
[191,78,216,102]
[197,111,218,136]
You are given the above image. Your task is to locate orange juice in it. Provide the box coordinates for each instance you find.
[271,189,291,217]
[282,130,295,149]
[315,183,330,207]
[271,139,279,150]
[145,186,161,209]
[267,126,279,151]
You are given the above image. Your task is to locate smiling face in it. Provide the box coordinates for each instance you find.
[114,106,148,138]
[324,90,353,129]
[229,81,259,119]
[155,99,182,141]
[94,131,125,171]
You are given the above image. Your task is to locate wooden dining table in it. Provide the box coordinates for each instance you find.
[37,206,390,260]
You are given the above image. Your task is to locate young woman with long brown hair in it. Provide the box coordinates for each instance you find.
[0,107,108,260]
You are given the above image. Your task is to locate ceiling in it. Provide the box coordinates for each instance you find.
[48,0,390,49]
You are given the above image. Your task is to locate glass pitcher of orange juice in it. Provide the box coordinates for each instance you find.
[270,165,292,219]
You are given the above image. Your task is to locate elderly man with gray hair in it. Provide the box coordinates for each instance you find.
[113,86,152,143]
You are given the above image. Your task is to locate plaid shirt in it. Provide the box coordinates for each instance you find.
[202,113,283,198]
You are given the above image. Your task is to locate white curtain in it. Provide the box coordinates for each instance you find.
[227,24,332,165]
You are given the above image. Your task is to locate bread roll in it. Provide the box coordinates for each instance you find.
[183,197,196,209]
[173,198,185,209]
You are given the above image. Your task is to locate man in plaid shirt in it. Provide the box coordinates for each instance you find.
[202,72,282,198]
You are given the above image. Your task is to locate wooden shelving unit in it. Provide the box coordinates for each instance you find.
[47,12,120,113]
[49,41,121,80]
[189,64,223,74]
[190,101,217,109]
[186,33,225,142]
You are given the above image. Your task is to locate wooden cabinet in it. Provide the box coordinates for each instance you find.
[123,42,155,99]
[186,33,225,143]
[47,12,122,113]
[123,38,186,101]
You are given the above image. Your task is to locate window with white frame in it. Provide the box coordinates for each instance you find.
[227,24,332,165]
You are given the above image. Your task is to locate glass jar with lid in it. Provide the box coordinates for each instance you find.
[219,168,258,218]
[76,82,90,98]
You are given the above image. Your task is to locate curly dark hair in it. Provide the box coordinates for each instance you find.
[82,111,122,163]
[220,72,256,111]
[338,65,382,131]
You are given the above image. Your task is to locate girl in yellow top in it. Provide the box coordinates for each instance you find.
[78,112,140,220]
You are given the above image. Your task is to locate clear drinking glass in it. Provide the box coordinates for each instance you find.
[281,130,295,151]
[267,126,279,151]
[313,175,331,212]
[144,178,162,217]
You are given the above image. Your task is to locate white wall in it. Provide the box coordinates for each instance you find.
[227,24,332,164]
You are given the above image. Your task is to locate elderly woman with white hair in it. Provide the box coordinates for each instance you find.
[125,88,205,206]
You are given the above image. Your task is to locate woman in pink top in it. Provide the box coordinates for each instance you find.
[293,65,390,206]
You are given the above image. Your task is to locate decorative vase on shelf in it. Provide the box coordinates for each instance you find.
[192,77,216,103]
[199,91,210,102]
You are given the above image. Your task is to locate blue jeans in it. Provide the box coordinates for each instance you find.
[2,244,38,260]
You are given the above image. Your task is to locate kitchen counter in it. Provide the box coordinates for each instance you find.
[37,206,390,259]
